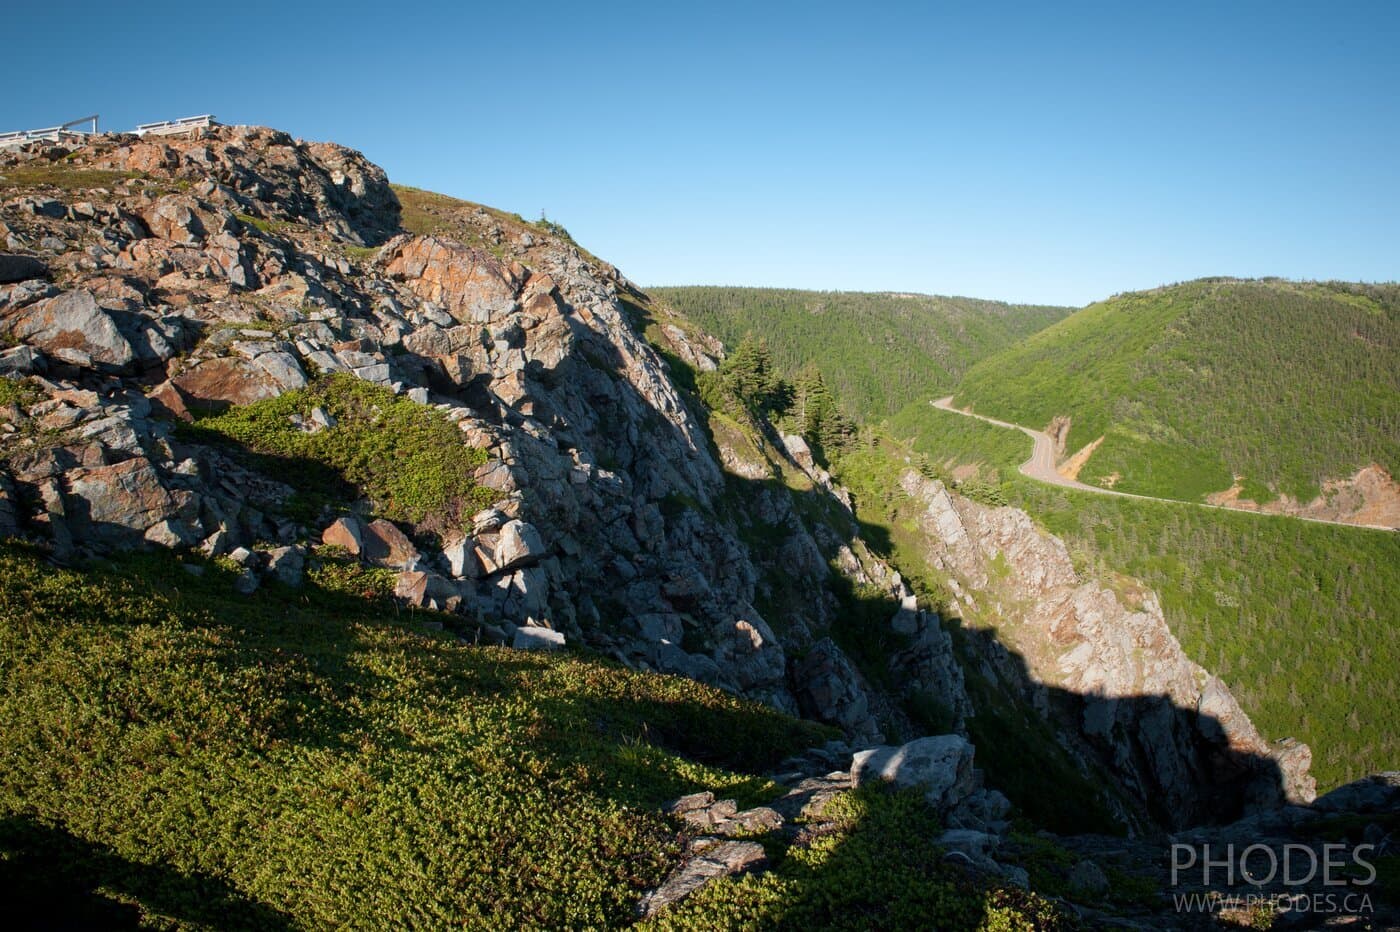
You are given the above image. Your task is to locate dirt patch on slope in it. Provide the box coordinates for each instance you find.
[1057,435,1104,482]
[1207,464,1400,529]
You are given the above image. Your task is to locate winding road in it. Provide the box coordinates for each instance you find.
[930,397,1393,531]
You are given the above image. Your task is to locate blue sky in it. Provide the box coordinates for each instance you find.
[4,1,1397,305]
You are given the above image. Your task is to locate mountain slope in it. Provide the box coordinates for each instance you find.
[2,125,1394,927]
[651,287,1073,421]
[952,278,1400,505]
[0,541,1080,929]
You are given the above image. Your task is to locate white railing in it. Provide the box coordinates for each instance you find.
[134,114,217,136]
[0,114,99,147]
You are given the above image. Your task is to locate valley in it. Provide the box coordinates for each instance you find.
[0,125,1394,929]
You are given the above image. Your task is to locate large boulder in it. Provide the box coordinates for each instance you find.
[492,519,545,572]
[6,290,135,372]
[850,735,977,813]
[362,518,420,568]
[171,357,284,410]
[64,457,189,544]
[321,515,366,555]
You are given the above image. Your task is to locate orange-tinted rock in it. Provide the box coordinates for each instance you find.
[321,516,366,555]
[382,236,521,324]
[363,518,419,568]
[171,357,280,410]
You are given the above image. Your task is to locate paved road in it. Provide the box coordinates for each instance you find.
[930,396,1393,531]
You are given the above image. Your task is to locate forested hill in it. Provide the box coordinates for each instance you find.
[953,278,1400,502]
[651,287,1073,420]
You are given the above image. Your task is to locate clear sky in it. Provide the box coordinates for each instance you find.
[4,1,1397,305]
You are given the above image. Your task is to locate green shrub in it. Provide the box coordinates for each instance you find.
[0,376,42,408]
[186,373,493,530]
[0,541,830,928]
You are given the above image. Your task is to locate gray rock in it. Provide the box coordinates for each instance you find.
[253,352,308,392]
[0,345,41,376]
[512,625,565,651]
[636,838,767,918]
[850,735,977,813]
[65,457,179,540]
[937,829,1000,859]
[352,363,391,383]
[493,519,545,572]
[443,535,481,579]
[7,290,135,372]
[793,637,882,743]
[234,569,260,595]
[666,792,715,815]
[1067,859,1109,896]
[266,546,305,587]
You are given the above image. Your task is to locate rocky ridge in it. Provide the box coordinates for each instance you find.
[0,125,1320,840]
[897,470,1316,827]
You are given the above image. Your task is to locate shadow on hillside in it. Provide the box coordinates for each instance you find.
[6,272,1306,927]
[0,816,294,931]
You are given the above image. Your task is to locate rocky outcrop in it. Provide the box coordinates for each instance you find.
[0,124,1312,840]
[898,470,1315,826]
[0,124,900,729]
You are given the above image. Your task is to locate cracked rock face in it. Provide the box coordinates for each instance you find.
[898,470,1316,826]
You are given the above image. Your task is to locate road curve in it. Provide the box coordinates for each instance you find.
[930,397,1393,532]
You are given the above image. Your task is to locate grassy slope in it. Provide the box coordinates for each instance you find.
[651,287,1073,421]
[953,279,1400,501]
[887,404,1400,789]
[0,543,1069,929]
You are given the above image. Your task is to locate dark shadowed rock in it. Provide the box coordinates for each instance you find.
[362,519,419,568]
[0,254,48,284]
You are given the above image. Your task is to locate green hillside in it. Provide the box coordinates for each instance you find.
[884,403,1400,789]
[953,279,1400,502]
[651,287,1073,421]
[0,543,1065,929]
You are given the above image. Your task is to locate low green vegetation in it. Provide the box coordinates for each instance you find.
[0,164,141,191]
[888,398,1029,481]
[0,375,44,408]
[953,279,1400,501]
[0,541,834,928]
[653,287,1073,422]
[185,373,493,531]
[644,788,1072,931]
[0,541,1068,928]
